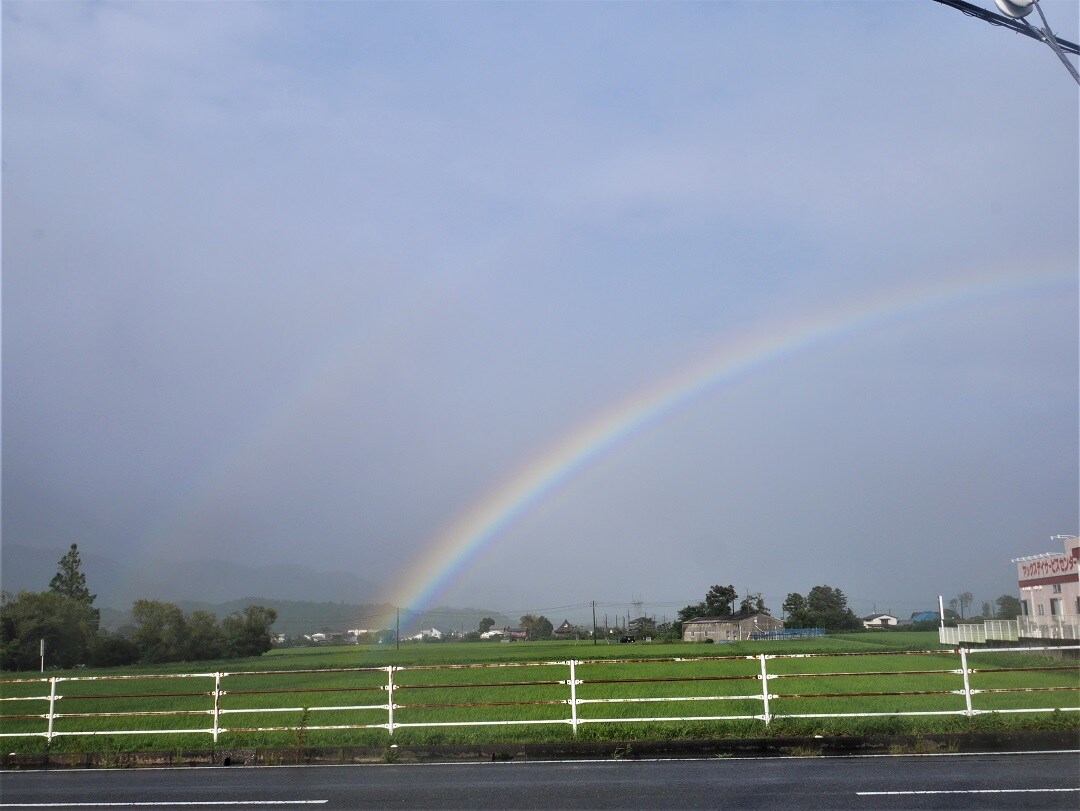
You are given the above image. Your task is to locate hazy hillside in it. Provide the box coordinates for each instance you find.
[5,544,511,637]
[99,599,512,638]
[2,543,378,608]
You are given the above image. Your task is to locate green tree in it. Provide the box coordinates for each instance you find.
[48,544,100,635]
[784,585,861,632]
[131,600,189,664]
[0,546,106,670]
[49,544,96,605]
[782,592,807,617]
[222,605,278,657]
[87,632,138,667]
[704,584,737,616]
[995,594,1023,620]
[186,610,228,660]
[0,590,100,670]
[738,592,768,615]
[519,614,553,641]
[806,585,846,614]
[478,617,495,634]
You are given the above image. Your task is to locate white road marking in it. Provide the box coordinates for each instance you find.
[0,802,327,808]
[4,749,1079,773]
[858,788,1080,796]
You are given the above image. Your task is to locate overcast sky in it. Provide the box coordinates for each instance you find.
[3,1,1077,625]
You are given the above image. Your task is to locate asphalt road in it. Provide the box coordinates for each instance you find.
[1,751,1078,809]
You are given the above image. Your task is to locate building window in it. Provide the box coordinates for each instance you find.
[1052,584,1062,594]
[1050,599,1062,617]
[1021,600,1029,616]
[1037,604,1045,616]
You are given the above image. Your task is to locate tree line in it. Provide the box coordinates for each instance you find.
[671,583,864,635]
[781,586,861,632]
[449,615,557,641]
[944,592,1022,622]
[1,545,277,671]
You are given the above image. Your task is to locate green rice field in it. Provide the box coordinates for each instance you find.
[2,633,1076,753]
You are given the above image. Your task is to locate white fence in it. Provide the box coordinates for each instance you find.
[2,647,1077,744]
[940,619,1080,645]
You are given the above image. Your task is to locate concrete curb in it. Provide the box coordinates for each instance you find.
[3,730,1077,769]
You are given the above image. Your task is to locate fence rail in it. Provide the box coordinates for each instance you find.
[940,618,1080,644]
[2,647,1077,744]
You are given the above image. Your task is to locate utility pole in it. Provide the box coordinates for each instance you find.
[395,607,400,651]
[591,601,597,646]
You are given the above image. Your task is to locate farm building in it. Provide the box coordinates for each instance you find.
[681,612,784,642]
[862,613,898,629]
[552,620,576,639]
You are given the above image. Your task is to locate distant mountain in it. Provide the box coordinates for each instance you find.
[1,543,378,608]
[99,599,512,638]
[3,544,511,637]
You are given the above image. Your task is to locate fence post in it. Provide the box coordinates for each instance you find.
[212,673,222,743]
[758,654,771,726]
[958,648,974,716]
[46,677,58,743]
[568,660,578,736]
[386,666,395,736]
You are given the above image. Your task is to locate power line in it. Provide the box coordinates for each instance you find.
[933,0,1078,54]
[933,0,1079,83]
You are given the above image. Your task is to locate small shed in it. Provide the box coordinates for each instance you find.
[500,626,528,642]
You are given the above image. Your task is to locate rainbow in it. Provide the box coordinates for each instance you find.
[386,265,1076,611]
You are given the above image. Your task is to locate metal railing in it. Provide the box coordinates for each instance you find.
[940,619,1080,644]
[2,647,1076,744]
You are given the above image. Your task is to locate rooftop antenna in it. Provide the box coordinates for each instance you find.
[933,0,1079,83]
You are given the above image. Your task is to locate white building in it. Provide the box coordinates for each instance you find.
[862,613,898,629]
[409,628,444,641]
[1015,535,1079,638]
[940,535,1079,645]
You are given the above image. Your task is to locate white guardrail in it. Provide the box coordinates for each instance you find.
[939,619,1080,645]
[1,647,1077,743]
